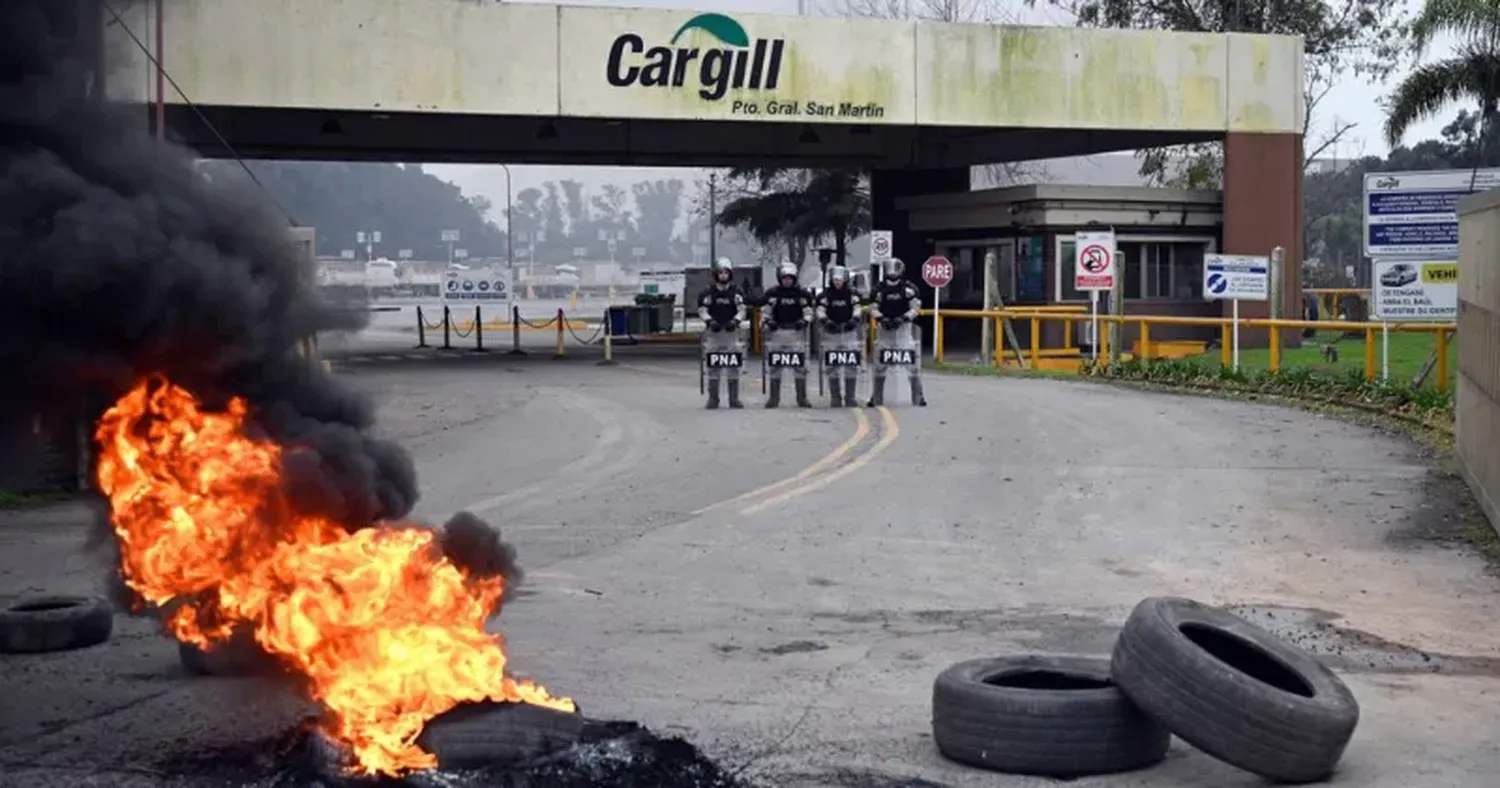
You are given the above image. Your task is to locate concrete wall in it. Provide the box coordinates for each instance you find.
[1456,191,1500,532]
[107,0,1303,133]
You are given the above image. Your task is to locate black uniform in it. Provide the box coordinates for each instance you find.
[697,283,746,409]
[761,285,813,328]
[816,284,863,407]
[868,278,926,407]
[760,284,813,408]
[698,283,744,331]
[872,279,920,327]
[816,285,862,332]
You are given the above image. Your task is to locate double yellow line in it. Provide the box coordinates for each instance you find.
[694,405,901,517]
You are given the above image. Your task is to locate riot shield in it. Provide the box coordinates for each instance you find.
[819,323,864,398]
[701,325,746,387]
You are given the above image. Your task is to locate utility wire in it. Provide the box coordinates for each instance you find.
[100,1,299,226]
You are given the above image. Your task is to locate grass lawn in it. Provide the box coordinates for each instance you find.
[1186,330,1458,389]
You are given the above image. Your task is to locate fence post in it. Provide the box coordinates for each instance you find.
[416,305,427,349]
[935,313,945,364]
[1268,326,1281,372]
[554,308,565,359]
[1437,329,1450,392]
[1026,315,1038,367]
[1220,322,1231,368]
[473,305,485,352]
[1139,320,1151,366]
[1269,247,1285,322]
[442,306,452,350]
[508,305,525,355]
[1363,325,1376,382]
[598,308,616,366]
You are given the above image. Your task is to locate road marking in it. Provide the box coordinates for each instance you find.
[453,393,626,519]
[693,407,870,515]
[738,406,899,516]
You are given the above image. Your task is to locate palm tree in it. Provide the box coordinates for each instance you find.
[1384,0,1500,149]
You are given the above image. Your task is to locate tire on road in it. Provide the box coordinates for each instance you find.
[1110,596,1360,783]
[931,655,1170,777]
[0,595,114,654]
[178,630,282,677]
[416,701,587,769]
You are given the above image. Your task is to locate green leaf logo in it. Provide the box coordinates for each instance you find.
[669,13,750,47]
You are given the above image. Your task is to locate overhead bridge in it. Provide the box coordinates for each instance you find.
[104,0,1303,170]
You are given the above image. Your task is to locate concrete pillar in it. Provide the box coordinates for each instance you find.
[1221,133,1304,348]
[869,167,970,344]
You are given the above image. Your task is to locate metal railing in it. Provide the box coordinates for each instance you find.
[923,308,1458,391]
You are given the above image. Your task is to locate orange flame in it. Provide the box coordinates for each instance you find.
[94,377,573,776]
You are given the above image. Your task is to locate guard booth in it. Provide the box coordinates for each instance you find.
[889,185,1226,354]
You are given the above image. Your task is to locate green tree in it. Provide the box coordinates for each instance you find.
[1037,0,1407,187]
[633,180,686,262]
[715,168,871,271]
[1384,0,1500,150]
[200,161,507,260]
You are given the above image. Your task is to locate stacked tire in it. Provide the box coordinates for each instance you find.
[932,596,1360,783]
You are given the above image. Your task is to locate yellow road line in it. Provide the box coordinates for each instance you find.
[737,406,899,516]
[693,407,870,515]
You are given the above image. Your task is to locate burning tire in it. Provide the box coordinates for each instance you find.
[931,655,1169,777]
[415,701,587,769]
[177,631,281,677]
[1110,597,1360,783]
[0,595,113,653]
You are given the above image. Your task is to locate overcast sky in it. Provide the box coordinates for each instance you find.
[427,0,1457,221]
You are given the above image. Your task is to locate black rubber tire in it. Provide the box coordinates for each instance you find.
[177,631,281,677]
[931,655,1170,777]
[1110,597,1360,783]
[0,595,113,654]
[416,701,586,769]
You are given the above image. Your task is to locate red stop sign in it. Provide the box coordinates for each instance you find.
[922,255,954,288]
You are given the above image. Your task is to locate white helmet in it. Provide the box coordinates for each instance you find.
[828,265,850,287]
[712,257,733,283]
[884,257,905,281]
[776,261,798,284]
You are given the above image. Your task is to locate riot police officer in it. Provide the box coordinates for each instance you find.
[869,257,928,407]
[697,257,746,409]
[760,261,814,408]
[815,265,863,407]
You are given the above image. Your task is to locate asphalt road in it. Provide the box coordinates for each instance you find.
[1,354,1498,787]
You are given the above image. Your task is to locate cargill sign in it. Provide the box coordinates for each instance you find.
[602,13,888,120]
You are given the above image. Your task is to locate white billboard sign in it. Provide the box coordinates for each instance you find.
[1202,254,1269,301]
[1371,260,1458,321]
[442,267,513,306]
[1363,168,1500,257]
[639,269,686,301]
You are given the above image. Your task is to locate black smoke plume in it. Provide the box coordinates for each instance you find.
[0,1,518,609]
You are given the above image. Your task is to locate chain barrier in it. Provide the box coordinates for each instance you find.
[420,310,446,330]
[565,322,605,345]
[518,314,559,329]
[450,320,476,339]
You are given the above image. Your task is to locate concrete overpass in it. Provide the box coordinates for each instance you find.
[105,0,1308,319]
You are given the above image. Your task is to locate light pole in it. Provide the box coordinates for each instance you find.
[707,172,718,264]
[499,164,515,274]
[356,230,381,262]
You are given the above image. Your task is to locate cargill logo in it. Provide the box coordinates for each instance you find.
[606,13,785,101]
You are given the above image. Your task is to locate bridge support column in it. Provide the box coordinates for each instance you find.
[1222,133,1304,349]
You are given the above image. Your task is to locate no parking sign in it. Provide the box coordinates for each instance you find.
[1073,231,1116,291]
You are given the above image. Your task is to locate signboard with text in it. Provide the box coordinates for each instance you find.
[869,230,893,266]
[1202,254,1269,301]
[921,255,953,288]
[1371,260,1457,321]
[1363,169,1500,257]
[442,267,512,306]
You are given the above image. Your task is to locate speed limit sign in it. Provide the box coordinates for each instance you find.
[869,230,893,265]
